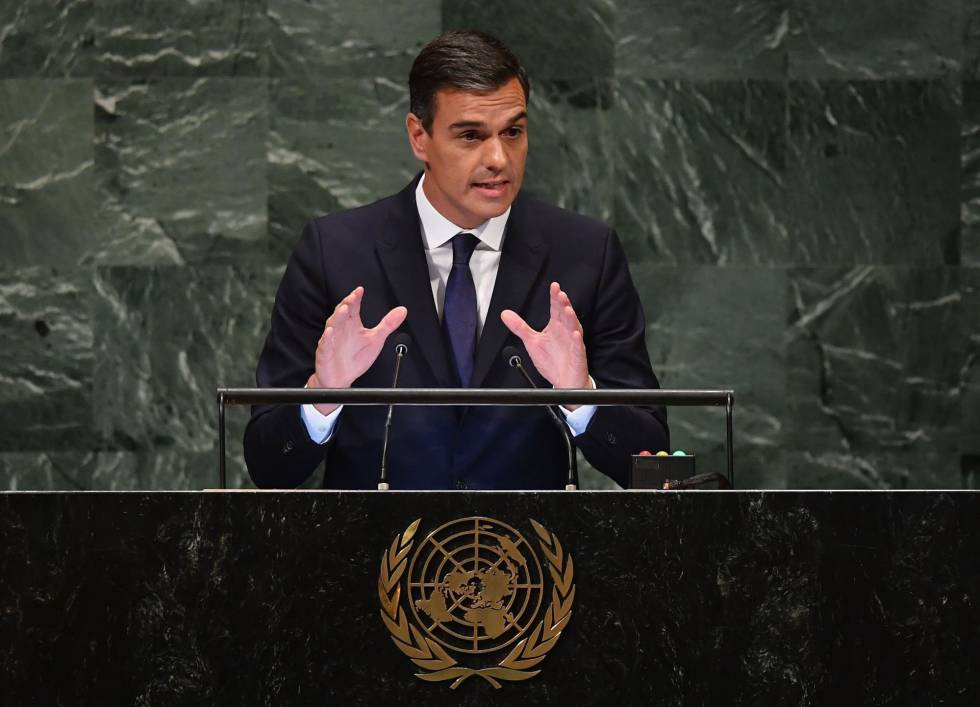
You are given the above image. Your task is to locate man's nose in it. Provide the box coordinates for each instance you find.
[482,136,507,171]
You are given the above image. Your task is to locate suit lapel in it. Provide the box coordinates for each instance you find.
[471,199,548,388]
[376,177,454,387]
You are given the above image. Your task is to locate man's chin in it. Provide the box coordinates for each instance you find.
[464,203,511,225]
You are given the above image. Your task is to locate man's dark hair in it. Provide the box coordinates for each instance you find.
[409,30,530,133]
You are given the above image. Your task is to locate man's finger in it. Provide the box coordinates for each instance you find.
[549,282,562,322]
[560,304,583,333]
[346,286,364,322]
[501,309,537,342]
[344,285,363,302]
[332,303,349,328]
[373,306,408,336]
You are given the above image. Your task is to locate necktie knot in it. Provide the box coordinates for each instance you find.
[452,232,480,266]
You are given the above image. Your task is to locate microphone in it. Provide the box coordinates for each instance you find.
[378,332,412,490]
[501,346,579,491]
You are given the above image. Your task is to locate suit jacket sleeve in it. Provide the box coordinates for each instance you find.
[244,220,331,488]
[575,228,669,487]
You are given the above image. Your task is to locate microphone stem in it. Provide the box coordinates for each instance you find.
[512,361,578,491]
[378,348,405,490]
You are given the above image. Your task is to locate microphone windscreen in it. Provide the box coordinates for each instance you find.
[501,345,522,367]
[392,331,412,353]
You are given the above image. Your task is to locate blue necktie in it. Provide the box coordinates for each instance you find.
[443,232,480,387]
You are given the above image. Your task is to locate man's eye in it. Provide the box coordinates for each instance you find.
[460,132,479,142]
[504,127,524,138]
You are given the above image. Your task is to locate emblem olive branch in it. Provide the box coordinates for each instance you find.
[378,518,575,690]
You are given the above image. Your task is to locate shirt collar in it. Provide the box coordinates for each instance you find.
[415,173,509,252]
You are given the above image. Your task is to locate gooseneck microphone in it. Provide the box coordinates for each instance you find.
[378,332,412,490]
[501,346,579,491]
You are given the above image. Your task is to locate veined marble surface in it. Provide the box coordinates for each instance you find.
[1,491,978,703]
[616,0,788,80]
[95,0,267,77]
[785,80,959,265]
[93,78,268,265]
[0,0,94,77]
[0,79,95,267]
[787,267,964,488]
[788,0,961,79]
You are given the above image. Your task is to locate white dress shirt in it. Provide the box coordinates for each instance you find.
[300,174,596,444]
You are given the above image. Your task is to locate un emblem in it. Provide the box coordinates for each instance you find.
[379,517,576,689]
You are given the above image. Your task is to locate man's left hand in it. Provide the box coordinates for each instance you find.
[501,282,590,410]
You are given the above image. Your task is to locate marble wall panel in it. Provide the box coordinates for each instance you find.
[0,448,325,491]
[615,0,789,80]
[785,80,960,265]
[786,267,963,488]
[962,268,980,457]
[91,266,281,467]
[92,78,268,265]
[0,79,95,267]
[522,79,614,224]
[443,0,615,82]
[0,450,217,490]
[267,77,418,257]
[787,0,961,79]
[784,448,960,489]
[94,0,268,77]
[962,81,980,265]
[966,3,980,78]
[574,451,615,491]
[965,454,980,489]
[0,267,93,451]
[268,0,439,78]
[611,80,789,266]
[636,265,786,488]
[0,0,94,77]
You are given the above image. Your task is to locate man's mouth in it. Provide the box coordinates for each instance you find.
[471,180,509,196]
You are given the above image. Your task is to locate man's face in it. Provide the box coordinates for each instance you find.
[407,77,528,229]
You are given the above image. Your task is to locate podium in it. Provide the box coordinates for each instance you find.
[3,490,978,704]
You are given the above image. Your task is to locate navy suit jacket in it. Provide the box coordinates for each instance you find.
[244,175,668,489]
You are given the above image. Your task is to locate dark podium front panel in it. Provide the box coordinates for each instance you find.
[2,491,978,706]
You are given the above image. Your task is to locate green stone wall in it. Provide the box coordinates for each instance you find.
[0,1,976,489]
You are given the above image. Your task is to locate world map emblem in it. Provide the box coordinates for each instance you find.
[378,517,576,689]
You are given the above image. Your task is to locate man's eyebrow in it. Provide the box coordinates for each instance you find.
[449,120,486,130]
[448,111,529,131]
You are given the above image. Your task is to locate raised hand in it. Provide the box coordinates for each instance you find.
[500,282,590,410]
[308,286,408,415]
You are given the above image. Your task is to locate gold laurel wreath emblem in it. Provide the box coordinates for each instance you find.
[378,518,575,689]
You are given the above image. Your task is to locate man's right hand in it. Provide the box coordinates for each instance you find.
[307,286,408,416]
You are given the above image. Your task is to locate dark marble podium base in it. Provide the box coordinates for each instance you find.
[2,491,978,706]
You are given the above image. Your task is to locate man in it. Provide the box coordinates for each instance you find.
[244,30,668,489]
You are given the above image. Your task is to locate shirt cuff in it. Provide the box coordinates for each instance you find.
[300,402,342,445]
[558,376,597,437]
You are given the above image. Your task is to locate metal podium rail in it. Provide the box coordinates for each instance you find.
[216,388,735,489]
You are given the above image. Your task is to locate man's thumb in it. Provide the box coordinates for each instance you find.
[500,309,534,340]
[377,306,408,335]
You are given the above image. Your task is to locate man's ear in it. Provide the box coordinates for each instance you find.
[406,113,429,163]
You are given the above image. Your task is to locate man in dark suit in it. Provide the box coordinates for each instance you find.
[244,30,668,489]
